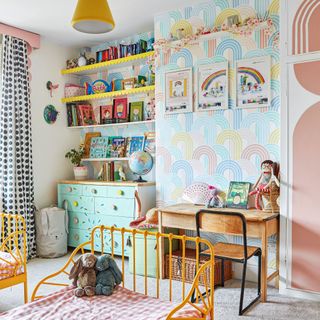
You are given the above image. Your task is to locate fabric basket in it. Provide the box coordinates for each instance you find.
[165,249,232,286]
[64,84,85,98]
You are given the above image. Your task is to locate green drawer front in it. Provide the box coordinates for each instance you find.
[83,185,108,197]
[58,195,94,213]
[93,232,130,256]
[108,186,135,199]
[95,214,132,228]
[58,184,83,196]
[95,197,135,218]
[68,228,91,249]
[68,211,93,230]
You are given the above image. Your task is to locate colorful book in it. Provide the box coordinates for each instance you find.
[144,132,155,154]
[66,104,73,127]
[144,97,155,120]
[78,105,96,126]
[226,181,251,209]
[113,98,128,123]
[129,101,143,122]
[89,137,108,158]
[110,137,127,158]
[129,136,145,155]
[100,105,113,124]
[84,132,101,158]
[106,136,121,157]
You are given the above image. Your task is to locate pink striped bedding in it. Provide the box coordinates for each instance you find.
[0,286,204,320]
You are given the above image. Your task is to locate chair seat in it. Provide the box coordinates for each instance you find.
[202,242,260,261]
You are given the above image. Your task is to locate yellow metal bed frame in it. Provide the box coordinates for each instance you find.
[32,225,215,319]
[0,213,28,303]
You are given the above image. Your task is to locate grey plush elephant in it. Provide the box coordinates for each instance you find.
[95,254,122,296]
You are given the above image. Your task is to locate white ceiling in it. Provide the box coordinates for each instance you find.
[0,0,202,48]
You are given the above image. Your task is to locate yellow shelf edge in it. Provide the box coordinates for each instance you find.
[61,51,154,75]
[61,85,155,103]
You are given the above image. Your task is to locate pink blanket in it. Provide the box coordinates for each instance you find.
[0,286,203,320]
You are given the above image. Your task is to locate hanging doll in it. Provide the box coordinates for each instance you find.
[249,160,275,210]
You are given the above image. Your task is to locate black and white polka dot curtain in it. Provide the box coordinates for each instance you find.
[0,35,36,258]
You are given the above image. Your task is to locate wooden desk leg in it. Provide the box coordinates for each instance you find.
[275,227,280,289]
[261,222,268,302]
[158,211,166,279]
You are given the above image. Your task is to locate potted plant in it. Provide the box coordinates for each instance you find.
[65,144,88,180]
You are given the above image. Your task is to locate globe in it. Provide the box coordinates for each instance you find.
[128,151,153,182]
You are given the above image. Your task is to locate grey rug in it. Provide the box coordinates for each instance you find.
[0,254,319,320]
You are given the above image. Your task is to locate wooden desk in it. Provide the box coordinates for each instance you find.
[158,203,280,302]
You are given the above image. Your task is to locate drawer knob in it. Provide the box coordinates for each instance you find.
[74,234,79,241]
[112,205,117,210]
[73,201,79,207]
[117,190,124,196]
[92,189,97,194]
[73,217,79,224]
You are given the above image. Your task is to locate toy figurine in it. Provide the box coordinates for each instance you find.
[249,160,275,210]
[118,165,126,181]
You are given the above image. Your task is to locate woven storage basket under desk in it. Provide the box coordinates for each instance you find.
[165,249,232,286]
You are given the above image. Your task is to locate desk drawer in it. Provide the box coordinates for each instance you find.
[59,195,94,213]
[108,186,135,199]
[58,184,83,196]
[95,214,132,229]
[95,197,135,218]
[83,185,107,197]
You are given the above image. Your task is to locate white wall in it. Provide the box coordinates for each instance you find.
[30,38,79,209]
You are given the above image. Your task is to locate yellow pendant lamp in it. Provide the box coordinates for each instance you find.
[72,0,115,34]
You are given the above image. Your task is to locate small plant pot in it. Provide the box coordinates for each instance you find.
[73,166,88,180]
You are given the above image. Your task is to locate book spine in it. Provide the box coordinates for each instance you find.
[66,104,73,127]
[110,161,114,181]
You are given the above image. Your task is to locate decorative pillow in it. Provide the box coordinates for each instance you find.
[182,183,217,205]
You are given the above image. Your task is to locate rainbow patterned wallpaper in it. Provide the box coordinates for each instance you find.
[154,0,279,268]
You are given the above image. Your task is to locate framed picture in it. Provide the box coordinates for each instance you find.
[196,62,228,111]
[226,181,251,209]
[236,56,271,108]
[122,78,136,90]
[113,98,128,123]
[129,101,143,122]
[84,132,101,158]
[100,105,113,124]
[164,68,193,114]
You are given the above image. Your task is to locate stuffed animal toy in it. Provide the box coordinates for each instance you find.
[69,253,97,297]
[95,254,122,296]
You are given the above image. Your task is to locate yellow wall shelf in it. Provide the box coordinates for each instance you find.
[61,85,155,103]
[61,51,154,76]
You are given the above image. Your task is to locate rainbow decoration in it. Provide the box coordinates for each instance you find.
[201,70,226,91]
[238,67,265,84]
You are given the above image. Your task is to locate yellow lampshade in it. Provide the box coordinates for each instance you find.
[72,0,115,34]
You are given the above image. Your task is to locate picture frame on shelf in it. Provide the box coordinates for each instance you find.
[236,56,271,108]
[226,181,251,209]
[100,105,114,124]
[84,132,101,158]
[122,78,136,90]
[196,62,229,111]
[129,101,143,122]
[113,98,128,123]
[164,68,193,114]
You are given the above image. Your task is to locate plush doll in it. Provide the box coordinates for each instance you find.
[249,160,279,210]
[69,253,97,297]
[95,254,122,296]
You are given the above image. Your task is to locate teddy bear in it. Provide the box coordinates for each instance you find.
[69,253,97,297]
[95,254,122,296]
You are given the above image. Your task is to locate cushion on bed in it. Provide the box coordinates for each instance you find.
[0,285,205,320]
[0,251,24,281]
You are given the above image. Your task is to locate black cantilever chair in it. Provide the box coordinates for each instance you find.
[195,209,262,316]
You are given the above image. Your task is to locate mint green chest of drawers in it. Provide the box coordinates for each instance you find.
[57,180,156,257]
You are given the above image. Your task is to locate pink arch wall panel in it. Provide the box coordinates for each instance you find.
[292,102,320,292]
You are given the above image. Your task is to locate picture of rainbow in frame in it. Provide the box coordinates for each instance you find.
[196,62,228,111]
[236,56,271,108]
